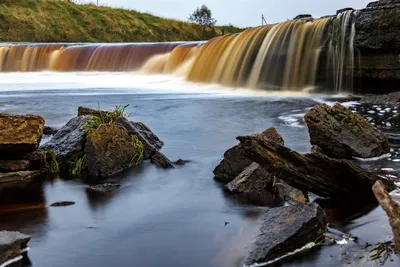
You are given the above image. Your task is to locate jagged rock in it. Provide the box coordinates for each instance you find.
[0,114,44,154]
[304,103,389,158]
[276,182,309,203]
[373,180,400,253]
[77,106,112,119]
[293,14,313,21]
[150,151,174,169]
[243,202,327,266]
[237,134,396,199]
[115,117,164,160]
[0,160,30,172]
[43,126,59,135]
[214,127,283,184]
[0,231,31,266]
[213,144,253,184]
[84,124,139,177]
[88,183,121,193]
[41,116,92,173]
[226,162,272,194]
[0,171,41,186]
[337,7,355,14]
[50,201,75,207]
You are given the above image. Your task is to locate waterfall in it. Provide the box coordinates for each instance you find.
[0,12,357,93]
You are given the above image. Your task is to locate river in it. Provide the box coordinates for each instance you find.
[0,72,399,267]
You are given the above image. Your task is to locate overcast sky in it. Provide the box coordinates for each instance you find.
[81,0,371,27]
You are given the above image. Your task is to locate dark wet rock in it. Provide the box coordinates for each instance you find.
[23,149,55,170]
[237,133,396,199]
[50,201,75,207]
[362,92,400,105]
[0,171,41,186]
[0,114,44,154]
[43,126,59,136]
[84,124,138,177]
[174,159,186,166]
[0,160,30,172]
[150,151,174,169]
[354,1,400,92]
[276,182,309,203]
[77,106,112,119]
[88,183,121,193]
[337,7,355,14]
[41,116,92,173]
[214,127,283,184]
[304,103,389,158]
[244,202,327,266]
[226,162,272,194]
[115,117,164,160]
[213,144,252,184]
[0,231,31,266]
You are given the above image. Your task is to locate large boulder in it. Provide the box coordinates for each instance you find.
[41,116,92,172]
[0,231,31,266]
[304,103,389,158]
[84,124,139,177]
[0,114,44,154]
[244,202,327,266]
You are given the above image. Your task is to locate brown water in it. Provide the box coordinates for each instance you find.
[0,72,399,267]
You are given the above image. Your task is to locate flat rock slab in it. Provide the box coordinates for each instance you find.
[304,103,389,158]
[226,162,272,194]
[0,114,44,153]
[0,171,41,186]
[88,183,121,193]
[0,231,30,266]
[244,202,327,266]
[0,160,30,172]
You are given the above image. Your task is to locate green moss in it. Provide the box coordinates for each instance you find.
[70,154,86,176]
[131,135,144,165]
[41,149,59,175]
[0,0,244,42]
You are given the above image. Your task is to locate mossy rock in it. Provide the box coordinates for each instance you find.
[84,124,141,178]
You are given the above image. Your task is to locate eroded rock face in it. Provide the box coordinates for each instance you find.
[0,160,30,172]
[304,103,389,158]
[0,171,41,186]
[77,106,112,118]
[244,202,327,266]
[41,116,92,172]
[84,124,138,177]
[0,231,31,266]
[0,114,44,154]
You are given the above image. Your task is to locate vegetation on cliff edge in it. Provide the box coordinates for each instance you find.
[0,0,244,42]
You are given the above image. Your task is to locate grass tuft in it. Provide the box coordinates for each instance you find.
[131,135,144,165]
[70,154,86,176]
[41,149,59,175]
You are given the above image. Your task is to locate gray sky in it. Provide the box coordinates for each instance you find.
[81,0,371,27]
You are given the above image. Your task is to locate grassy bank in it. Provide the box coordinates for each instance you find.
[0,0,244,42]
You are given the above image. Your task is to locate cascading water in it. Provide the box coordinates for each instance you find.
[0,11,357,93]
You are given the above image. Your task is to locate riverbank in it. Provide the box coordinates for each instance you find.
[0,0,243,42]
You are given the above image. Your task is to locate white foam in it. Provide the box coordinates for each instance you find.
[353,153,391,161]
[367,111,375,114]
[0,256,23,267]
[336,239,348,245]
[244,242,316,267]
[381,168,395,172]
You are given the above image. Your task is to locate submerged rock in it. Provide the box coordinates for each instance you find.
[244,202,327,266]
[0,114,44,154]
[50,201,75,207]
[0,171,41,186]
[304,103,389,158]
[150,151,174,169]
[84,124,139,177]
[0,160,30,172]
[0,231,31,266]
[174,159,186,166]
[88,183,121,193]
